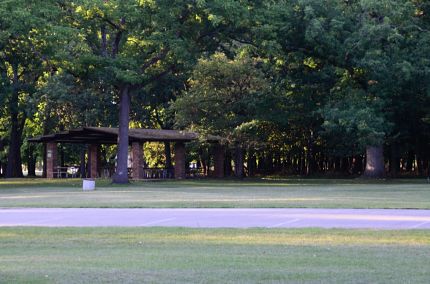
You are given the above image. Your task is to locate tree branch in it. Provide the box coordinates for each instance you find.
[101,24,108,57]
[111,30,123,58]
[141,47,170,72]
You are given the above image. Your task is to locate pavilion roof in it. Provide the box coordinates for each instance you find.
[28,127,219,144]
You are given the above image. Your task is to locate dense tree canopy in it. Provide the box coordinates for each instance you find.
[0,0,429,180]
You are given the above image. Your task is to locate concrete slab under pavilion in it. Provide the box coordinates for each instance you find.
[28,127,225,180]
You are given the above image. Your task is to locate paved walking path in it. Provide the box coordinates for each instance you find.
[1,208,430,229]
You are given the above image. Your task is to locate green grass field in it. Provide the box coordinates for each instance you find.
[1,179,430,283]
[0,178,429,209]
[0,227,429,283]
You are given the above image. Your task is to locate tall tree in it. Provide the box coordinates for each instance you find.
[59,0,254,183]
[0,0,60,177]
[174,53,270,177]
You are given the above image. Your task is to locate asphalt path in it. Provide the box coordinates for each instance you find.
[1,208,430,229]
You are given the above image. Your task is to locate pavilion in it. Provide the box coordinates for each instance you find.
[28,127,225,179]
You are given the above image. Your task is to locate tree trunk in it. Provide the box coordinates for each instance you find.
[363,145,385,178]
[300,152,306,175]
[225,150,232,176]
[27,143,36,177]
[389,144,400,177]
[306,134,316,176]
[5,64,24,178]
[420,158,428,177]
[266,153,273,173]
[406,150,415,173]
[6,122,24,178]
[234,143,244,178]
[247,150,256,177]
[201,157,207,176]
[113,85,130,184]
[352,155,364,175]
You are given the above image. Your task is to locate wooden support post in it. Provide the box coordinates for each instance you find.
[46,142,57,179]
[88,144,100,179]
[131,142,144,179]
[174,142,186,179]
[213,144,225,178]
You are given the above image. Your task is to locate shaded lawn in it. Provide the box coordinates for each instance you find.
[0,178,429,209]
[0,227,429,283]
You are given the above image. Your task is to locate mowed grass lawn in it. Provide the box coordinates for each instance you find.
[0,178,429,209]
[0,227,429,283]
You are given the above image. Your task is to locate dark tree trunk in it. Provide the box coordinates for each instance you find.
[389,144,400,177]
[201,157,207,176]
[225,150,232,176]
[247,150,256,177]
[164,142,172,169]
[334,157,341,172]
[266,153,273,173]
[113,85,130,184]
[5,64,24,178]
[206,157,210,176]
[274,152,281,172]
[417,157,425,177]
[406,150,415,173]
[306,153,317,176]
[341,157,349,173]
[363,145,385,178]
[306,136,316,176]
[300,152,306,175]
[257,153,264,171]
[427,161,430,178]
[27,144,36,177]
[234,143,244,178]
[352,155,364,175]
[420,158,428,177]
[284,154,291,172]
[6,111,23,175]
[198,148,207,175]
[6,123,24,178]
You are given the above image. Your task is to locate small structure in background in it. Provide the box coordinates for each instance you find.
[29,127,224,180]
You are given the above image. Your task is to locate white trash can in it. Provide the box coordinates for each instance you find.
[82,179,96,191]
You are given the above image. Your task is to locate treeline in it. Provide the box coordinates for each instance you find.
[1,0,430,180]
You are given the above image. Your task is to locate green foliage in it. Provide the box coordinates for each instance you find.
[321,89,390,155]
[174,52,270,144]
[1,0,430,177]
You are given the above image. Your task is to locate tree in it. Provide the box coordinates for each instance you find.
[58,0,254,183]
[174,53,270,177]
[253,0,430,177]
[0,0,61,177]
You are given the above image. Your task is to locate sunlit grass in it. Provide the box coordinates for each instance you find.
[0,227,429,283]
[0,178,429,209]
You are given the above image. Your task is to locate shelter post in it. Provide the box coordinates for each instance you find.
[213,144,225,178]
[174,142,186,179]
[131,142,144,179]
[46,142,58,178]
[88,144,100,179]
